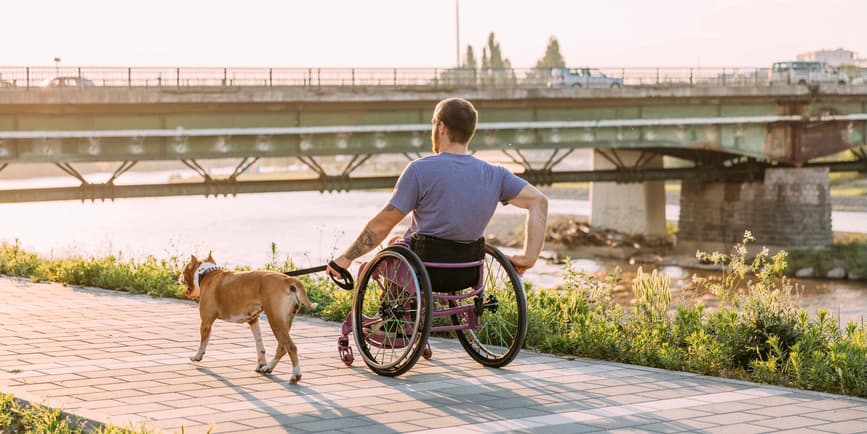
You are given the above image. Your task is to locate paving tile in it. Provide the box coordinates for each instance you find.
[292,416,378,432]
[514,422,600,434]
[190,409,269,425]
[694,411,769,426]
[798,398,864,411]
[745,403,824,418]
[751,415,827,430]
[703,422,776,434]
[202,421,251,433]
[773,429,834,434]
[805,407,867,422]
[809,419,867,433]
[691,401,763,414]
[636,418,719,432]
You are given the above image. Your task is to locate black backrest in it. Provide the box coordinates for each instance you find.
[410,233,484,293]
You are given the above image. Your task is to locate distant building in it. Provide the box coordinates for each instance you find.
[797,48,866,67]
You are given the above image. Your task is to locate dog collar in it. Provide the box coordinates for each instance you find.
[193,262,223,291]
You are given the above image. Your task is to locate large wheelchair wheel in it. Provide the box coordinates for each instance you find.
[352,245,432,377]
[453,245,527,368]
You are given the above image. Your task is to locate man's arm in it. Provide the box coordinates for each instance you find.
[327,204,407,276]
[506,184,549,275]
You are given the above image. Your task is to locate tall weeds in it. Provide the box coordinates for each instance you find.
[523,231,867,397]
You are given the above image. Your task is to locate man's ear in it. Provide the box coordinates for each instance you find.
[206,251,215,263]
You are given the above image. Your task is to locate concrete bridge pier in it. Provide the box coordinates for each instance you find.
[677,167,833,253]
[589,150,667,239]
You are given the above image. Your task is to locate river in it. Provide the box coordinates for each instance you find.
[2,171,866,324]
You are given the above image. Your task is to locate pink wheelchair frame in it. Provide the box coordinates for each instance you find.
[335,240,527,376]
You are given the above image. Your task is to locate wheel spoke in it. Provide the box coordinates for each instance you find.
[453,246,526,367]
[352,246,431,376]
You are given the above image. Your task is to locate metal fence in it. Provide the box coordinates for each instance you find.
[0,66,810,90]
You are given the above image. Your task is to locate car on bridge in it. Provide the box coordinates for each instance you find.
[548,68,623,88]
[39,76,96,88]
[768,61,848,86]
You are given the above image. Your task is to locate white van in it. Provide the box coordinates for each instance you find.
[769,61,848,86]
[548,68,623,88]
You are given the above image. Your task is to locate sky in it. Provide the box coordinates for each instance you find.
[1,0,865,68]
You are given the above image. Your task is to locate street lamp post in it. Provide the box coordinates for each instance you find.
[54,57,61,75]
[455,0,460,68]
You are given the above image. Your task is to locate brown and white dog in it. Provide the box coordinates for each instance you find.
[179,253,316,383]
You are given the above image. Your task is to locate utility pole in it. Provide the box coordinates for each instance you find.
[455,0,461,67]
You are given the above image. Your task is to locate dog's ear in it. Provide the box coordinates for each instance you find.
[206,251,215,263]
[190,254,198,263]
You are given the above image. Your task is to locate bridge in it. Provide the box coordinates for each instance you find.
[1,66,866,250]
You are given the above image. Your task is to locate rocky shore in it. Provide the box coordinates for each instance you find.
[485,213,866,282]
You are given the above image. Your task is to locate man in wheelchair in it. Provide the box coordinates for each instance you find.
[326,97,548,375]
[327,97,548,280]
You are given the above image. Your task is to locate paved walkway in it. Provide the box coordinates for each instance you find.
[1,276,866,434]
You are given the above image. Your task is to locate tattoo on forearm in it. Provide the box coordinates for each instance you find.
[345,227,378,260]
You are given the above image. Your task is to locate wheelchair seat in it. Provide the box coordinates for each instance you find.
[410,233,484,293]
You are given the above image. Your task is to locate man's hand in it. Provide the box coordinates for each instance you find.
[506,184,548,277]
[326,255,351,279]
[509,254,536,276]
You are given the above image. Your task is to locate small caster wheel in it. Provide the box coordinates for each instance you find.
[422,345,432,360]
[338,337,354,366]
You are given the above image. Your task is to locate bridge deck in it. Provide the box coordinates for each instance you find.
[1,85,865,202]
[2,276,866,433]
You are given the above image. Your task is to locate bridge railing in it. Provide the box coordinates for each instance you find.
[0,66,778,89]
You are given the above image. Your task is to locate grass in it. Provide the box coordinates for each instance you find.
[830,186,867,197]
[0,393,166,434]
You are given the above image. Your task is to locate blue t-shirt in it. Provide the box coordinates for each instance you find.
[389,153,528,242]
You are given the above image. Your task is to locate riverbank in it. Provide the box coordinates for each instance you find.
[484,212,867,284]
[2,238,866,400]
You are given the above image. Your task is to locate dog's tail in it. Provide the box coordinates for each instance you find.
[288,278,318,311]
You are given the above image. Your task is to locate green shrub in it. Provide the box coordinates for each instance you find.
[0,241,185,299]
[0,392,207,433]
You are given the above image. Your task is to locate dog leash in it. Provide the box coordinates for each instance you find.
[284,260,354,291]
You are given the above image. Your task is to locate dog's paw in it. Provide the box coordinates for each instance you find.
[256,365,273,375]
[290,374,301,384]
[190,354,203,362]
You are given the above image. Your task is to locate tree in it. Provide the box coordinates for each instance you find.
[485,32,510,69]
[535,36,566,70]
[441,44,478,88]
[463,45,477,70]
[480,32,514,86]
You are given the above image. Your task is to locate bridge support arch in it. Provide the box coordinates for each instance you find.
[677,167,833,252]
[589,150,667,239]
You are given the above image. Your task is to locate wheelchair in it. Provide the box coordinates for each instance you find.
[336,239,528,377]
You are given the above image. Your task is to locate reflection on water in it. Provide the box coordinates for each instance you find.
[1,187,865,325]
